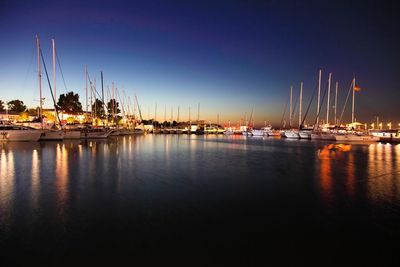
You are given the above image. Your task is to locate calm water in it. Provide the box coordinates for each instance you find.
[0,135,399,266]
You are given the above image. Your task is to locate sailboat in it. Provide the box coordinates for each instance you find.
[283,86,299,139]
[334,78,378,142]
[34,36,65,141]
[0,120,42,142]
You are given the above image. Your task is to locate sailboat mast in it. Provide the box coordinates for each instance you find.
[155,102,157,122]
[197,102,200,125]
[334,82,338,125]
[101,71,104,104]
[164,104,166,122]
[36,35,43,129]
[51,38,57,126]
[177,105,180,122]
[326,73,332,125]
[351,77,355,123]
[316,69,322,127]
[112,82,115,124]
[85,66,88,121]
[299,82,303,127]
[289,86,293,128]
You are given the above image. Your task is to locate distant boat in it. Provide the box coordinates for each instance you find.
[335,134,379,142]
[80,127,112,139]
[284,130,299,139]
[251,129,265,137]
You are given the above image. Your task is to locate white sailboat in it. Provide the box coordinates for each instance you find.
[0,122,42,142]
[333,78,378,142]
[283,86,299,139]
[36,36,65,141]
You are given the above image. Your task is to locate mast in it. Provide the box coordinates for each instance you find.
[197,102,200,125]
[177,105,180,122]
[164,104,166,122]
[289,86,293,128]
[334,82,338,125]
[154,102,157,123]
[94,77,97,119]
[112,82,115,124]
[85,66,88,122]
[299,82,303,127]
[100,71,104,104]
[36,35,43,129]
[52,38,57,126]
[189,106,191,124]
[326,72,332,125]
[316,69,322,127]
[351,77,355,124]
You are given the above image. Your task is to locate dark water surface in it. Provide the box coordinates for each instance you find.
[1,135,399,266]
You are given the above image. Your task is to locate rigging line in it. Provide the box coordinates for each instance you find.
[86,72,104,104]
[338,81,354,124]
[40,48,61,125]
[301,84,317,128]
[291,93,299,126]
[55,50,68,93]
[280,92,290,127]
[312,82,328,130]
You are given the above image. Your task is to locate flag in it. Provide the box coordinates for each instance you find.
[354,85,361,92]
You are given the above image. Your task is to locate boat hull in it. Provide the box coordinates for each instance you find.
[63,130,81,139]
[299,131,311,139]
[335,135,379,142]
[0,130,42,142]
[284,131,299,139]
[40,130,65,141]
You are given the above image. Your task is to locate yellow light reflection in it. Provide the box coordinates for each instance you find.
[55,144,69,219]
[0,148,15,226]
[367,143,399,203]
[31,149,40,209]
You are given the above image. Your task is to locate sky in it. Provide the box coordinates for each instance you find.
[0,0,399,126]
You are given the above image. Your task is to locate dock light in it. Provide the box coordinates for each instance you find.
[371,123,375,129]
[387,122,392,130]
[379,123,383,130]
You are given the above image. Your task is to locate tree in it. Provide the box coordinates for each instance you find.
[57,91,82,114]
[91,98,106,119]
[0,100,4,112]
[27,108,39,116]
[107,99,120,121]
[7,100,27,113]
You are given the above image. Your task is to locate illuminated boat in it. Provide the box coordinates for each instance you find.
[284,130,299,139]
[0,124,42,142]
[251,129,265,137]
[335,134,379,142]
[80,127,112,139]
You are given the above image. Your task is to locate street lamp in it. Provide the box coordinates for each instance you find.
[379,122,383,130]
[387,122,392,130]
[371,123,375,129]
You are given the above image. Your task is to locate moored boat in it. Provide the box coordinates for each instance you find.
[284,130,299,139]
[40,129,65,141]
[80,127,112,139]
[0,124,42,142]
[335,134,379,142]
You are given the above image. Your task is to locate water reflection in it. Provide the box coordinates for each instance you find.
[367,143,400,203]
[55,144,69,219]
[0,148,14,226]
[31,149,40,210]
